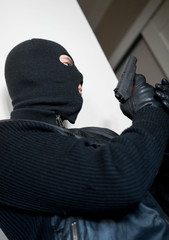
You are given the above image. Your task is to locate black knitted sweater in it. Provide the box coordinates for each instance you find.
[0,106,169,239]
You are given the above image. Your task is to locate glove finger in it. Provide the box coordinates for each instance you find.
[155,90,165,99]
[161,78,169,85]
[134,74,146,86]
[155,83,169,91]
[120,100,133,120]
[155,83,164,91]
[162,100,169,112]
[164,93,169,101]
[155,90,169,100]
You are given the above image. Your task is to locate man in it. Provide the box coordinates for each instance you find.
[0,38,169,239]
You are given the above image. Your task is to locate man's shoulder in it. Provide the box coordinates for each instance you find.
[69,126,118,144]
[0,119,65,134]
[0,120,118,144]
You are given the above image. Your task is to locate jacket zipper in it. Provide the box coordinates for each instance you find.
[72,222,78,240]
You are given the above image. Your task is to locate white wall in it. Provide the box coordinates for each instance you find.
[0,0,131,132]
[0,1,130,238]
[0,230,8,240]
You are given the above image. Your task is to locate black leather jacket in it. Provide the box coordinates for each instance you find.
[50,192,169,240]
[54,127,169,240]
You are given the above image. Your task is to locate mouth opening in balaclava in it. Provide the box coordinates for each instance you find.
[5,38,83,125]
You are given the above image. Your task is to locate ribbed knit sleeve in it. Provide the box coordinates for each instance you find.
[0,106,169,217]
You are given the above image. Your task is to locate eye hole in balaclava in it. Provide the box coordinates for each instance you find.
[5,38,83,124]
[59,54,74,67]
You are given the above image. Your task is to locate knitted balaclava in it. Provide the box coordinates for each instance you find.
[5,39,83,124]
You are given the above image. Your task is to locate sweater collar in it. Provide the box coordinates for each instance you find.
[11,108,64,127]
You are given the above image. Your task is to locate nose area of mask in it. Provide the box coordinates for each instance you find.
[5,38,83,123]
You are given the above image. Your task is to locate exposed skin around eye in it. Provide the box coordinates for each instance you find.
[59,54,73,66]
[78,84,82,95]
[59,54,82,95]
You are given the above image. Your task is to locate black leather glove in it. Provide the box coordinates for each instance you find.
[121,74,162,120]
[155,78,169,113]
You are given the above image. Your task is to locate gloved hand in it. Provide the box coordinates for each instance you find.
[155,78,169,113]
[121,74,162,119]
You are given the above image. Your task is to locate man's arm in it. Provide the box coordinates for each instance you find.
[0,105,168,217]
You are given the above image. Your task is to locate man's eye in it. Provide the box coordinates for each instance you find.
[63,62,70,66]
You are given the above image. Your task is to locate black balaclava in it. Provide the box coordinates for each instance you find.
[5,38,83,125]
